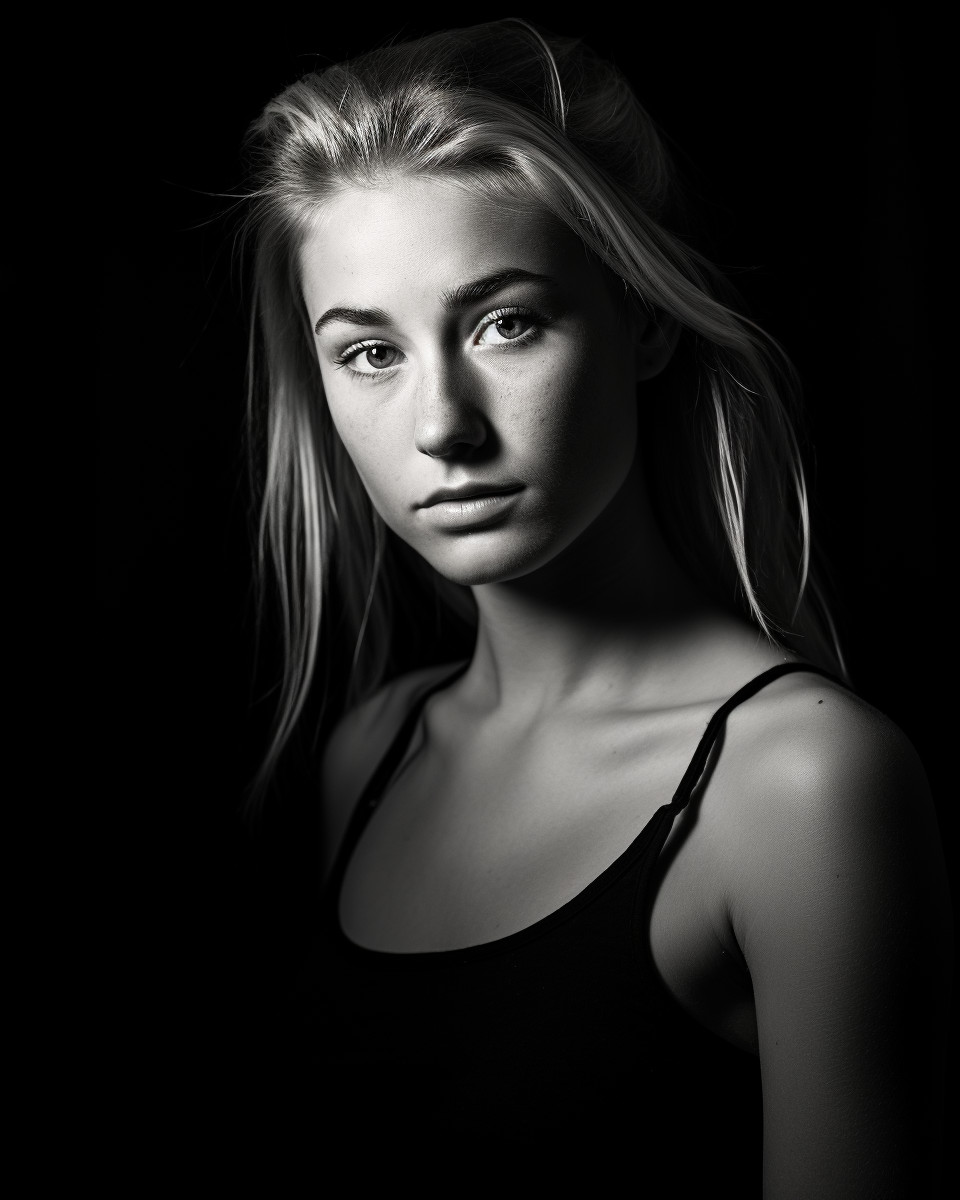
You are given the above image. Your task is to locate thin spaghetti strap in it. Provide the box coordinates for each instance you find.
[668,662,846,813]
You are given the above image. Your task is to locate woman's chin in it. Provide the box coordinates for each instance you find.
[415,528,568,588]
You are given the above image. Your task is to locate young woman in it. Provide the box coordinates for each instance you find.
[242,20,950,1193]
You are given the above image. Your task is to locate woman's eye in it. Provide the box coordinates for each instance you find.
[338,343,403,374]
[475,309,538,347]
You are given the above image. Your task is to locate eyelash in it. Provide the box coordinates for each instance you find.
[331,305,548,380]
[477,306,547,351]
[332,339,388,371]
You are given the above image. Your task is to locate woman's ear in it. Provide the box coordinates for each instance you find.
[633,308,681,381]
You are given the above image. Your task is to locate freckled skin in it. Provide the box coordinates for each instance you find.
[300,178,640,586]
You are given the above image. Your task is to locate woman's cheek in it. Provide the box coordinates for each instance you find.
[327,386,380,461]
[341,421,416,531]
[539,348,637,470]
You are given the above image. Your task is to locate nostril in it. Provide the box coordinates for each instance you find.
[417,432,484,459]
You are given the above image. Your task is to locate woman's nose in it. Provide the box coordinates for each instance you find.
[413,363,488,459]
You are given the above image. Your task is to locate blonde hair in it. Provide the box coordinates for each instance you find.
[241,19,845,800]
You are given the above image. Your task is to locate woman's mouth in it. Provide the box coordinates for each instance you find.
[417,483,525,530]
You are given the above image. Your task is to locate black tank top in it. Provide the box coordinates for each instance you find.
[278,662,840,1186]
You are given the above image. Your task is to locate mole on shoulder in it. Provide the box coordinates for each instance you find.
[818,700,823,704]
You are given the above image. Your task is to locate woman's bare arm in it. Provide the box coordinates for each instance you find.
[727,690,951,1197]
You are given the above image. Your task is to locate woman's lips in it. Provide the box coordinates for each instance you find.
[418,482,524,507]
[417,484,525,530]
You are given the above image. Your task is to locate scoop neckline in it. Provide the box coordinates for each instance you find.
[330,659,837,965]
[334,799,674,964]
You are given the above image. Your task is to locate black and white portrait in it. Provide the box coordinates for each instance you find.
[98,12,950,1193]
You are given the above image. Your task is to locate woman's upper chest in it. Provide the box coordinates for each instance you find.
[335,697,759,1047]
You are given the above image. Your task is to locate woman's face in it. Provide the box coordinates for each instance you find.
[300,176,641,586]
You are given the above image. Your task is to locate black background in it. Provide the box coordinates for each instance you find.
[97,7,946,1152]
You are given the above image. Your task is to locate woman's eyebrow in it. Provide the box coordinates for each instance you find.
[314,305,390,336]
[439,268,557,309]
[313,269,556,336]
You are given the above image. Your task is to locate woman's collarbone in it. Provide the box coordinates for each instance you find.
[339,710,733,963]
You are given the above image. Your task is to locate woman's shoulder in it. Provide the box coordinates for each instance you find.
[705,667,942,934]
[720,667,928,820]
[322,663,458,778]
[659,661,936,911]
[319,661,464,874]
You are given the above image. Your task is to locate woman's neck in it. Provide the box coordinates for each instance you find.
[464,465,749,717]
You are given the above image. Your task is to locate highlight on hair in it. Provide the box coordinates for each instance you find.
[240,18,846,804]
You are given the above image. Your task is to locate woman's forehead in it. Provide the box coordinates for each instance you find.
[299,176,590,315]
